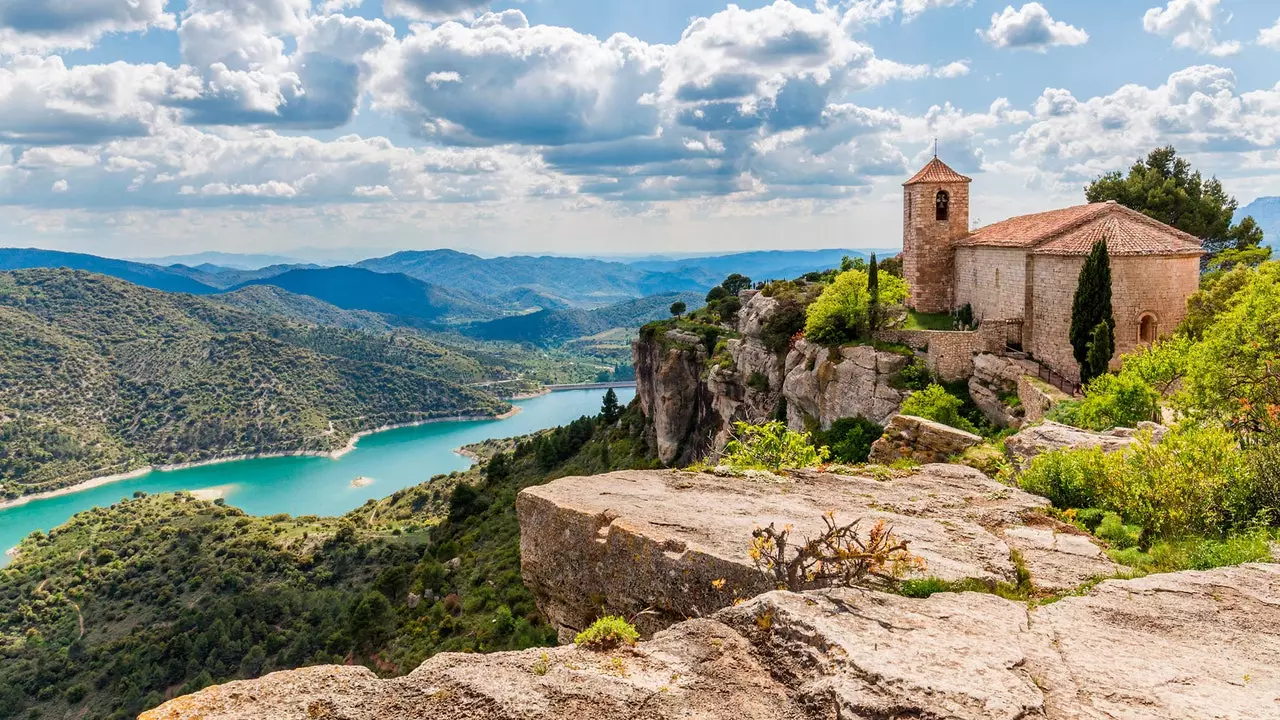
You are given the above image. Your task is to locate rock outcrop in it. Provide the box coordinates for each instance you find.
[633,292,910,465]
[969,353,1027,428]
[868,413,983,464]
[1005,420,1169,465]
[143,564,1280,720]
[633,328,718,465]
[782,339,909,430]
[517,466,1114,640]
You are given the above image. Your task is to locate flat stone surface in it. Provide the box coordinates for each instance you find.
[517,465,1111,638]
[145,565,1280,720]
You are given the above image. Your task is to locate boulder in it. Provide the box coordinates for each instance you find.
[869,414,984,465]
[1005,421,1169,465]
[516,466,1112,640]
[144,565,1280,720]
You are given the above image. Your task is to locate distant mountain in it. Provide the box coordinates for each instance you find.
[0,248,219,295]
[131,251,310,270]
[216,284,396,332]
[230,266,498,325]
[168,263,320,290]
[626,249,868,283]
[1240,197,1280,248]
[463,292,704,346]
[355,249,707,306]
[0,269,504,502]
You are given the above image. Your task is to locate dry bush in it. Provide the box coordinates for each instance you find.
[748,513,924,591]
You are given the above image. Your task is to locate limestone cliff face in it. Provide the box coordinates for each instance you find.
[634,292,908,465]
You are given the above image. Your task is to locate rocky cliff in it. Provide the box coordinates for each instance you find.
[635,291,910,465]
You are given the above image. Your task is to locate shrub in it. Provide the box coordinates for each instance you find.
[900,384,979,434]
[746,371,770,393]
[721,421,829,471]
[1076,373,1160,431]
[804,269,909,345]
[1018,447,1107,511]
[815,417,883,464]
[894,356,931,391]
[575,616,639,650]
[1044,399,1083,427]
[760,300,807,354]
[1094,512,1141,549]
[749,514,923,591]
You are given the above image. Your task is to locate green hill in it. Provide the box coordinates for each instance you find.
[231,266,498,325]
[462,292,704,346]
[0,270,506,502]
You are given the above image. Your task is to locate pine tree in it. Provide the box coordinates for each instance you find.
[1069,239,1114,370]
[600,388,621,424]
[867,253,880,333]
[1083,321,1115,383]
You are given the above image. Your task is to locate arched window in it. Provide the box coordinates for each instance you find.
[1138,313,1158,344]
[935,190,950,222]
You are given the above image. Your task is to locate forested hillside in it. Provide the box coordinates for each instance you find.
[0,270,506,502]
[0,399,657,720]
[462,292,703,346]
[0,249,219,295]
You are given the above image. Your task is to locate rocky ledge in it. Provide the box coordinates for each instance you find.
[517,466,1116,639]
[142,564,1280,720]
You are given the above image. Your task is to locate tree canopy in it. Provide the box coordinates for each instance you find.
[1086,146,1266,258]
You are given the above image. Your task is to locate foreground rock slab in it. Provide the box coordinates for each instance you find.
[1005,420,1169,464]
[143,565,1280,720]
[517,466,1113,639]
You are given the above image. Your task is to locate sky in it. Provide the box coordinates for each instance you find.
[0,0,1277,260]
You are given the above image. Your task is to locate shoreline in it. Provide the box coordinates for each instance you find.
[0,407,523,512]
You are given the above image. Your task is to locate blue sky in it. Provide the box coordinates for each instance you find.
[0,0,1277,260]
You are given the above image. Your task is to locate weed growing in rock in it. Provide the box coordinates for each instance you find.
[575,616,640,651]
[748,513,924,591]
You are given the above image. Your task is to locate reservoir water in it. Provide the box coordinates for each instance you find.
[0,387,634,566]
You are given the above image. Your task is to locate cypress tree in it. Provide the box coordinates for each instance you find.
[867,253,880,333]
[1083,321,1115,384]
[1069,239,1114,370]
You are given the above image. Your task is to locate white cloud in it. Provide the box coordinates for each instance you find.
[900,0,972,21]
[980,3,1089,51]
[1014,65,1280,182]
[1143,0,1240,57]
[0,0,175,55]
[383,0,491,22]
[1260,17,1280,50]
[51,179,68,193]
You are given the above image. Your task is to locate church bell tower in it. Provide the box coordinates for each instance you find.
[902,156,971,313]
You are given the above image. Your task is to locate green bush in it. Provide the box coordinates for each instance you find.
[900,384,979,434]
[815,417,883,464]
[1076,373,1160,431]
[746,371,770,393]
[894,357,932,391]
[1018,447,1107,511]
[721,421,829,471]
[1021,425,1259,537]
[1045,399,1083,427]
[574,616,640,650]
[804,269,908,345]
[1094,512,1141,549]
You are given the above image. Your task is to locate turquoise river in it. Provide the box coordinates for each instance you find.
[0,387,634,566]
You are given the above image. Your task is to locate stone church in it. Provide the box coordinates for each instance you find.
[901,157,1204,382]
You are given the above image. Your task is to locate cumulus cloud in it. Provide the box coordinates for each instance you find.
[1014,65,1280,182]
[1260,17,1280,50]
[980,3,1088,51]
[383,0,492,22]
[0,0,175,55]
[1143,0,1240,57]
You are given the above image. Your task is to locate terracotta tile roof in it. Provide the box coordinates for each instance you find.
[903,158,972,186]
[958,201,1205,257]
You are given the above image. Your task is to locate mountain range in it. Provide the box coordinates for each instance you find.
[462,292,705,346]
[1240,196,1280,248]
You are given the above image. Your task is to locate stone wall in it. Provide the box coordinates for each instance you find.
[903,180,969,313]
[1028,254,1200,382]
[874,322,1013,383]
[953,246,1028,323]
[1110,255,1200,360]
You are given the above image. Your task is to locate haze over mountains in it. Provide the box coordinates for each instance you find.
[1240,197,1280,248]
